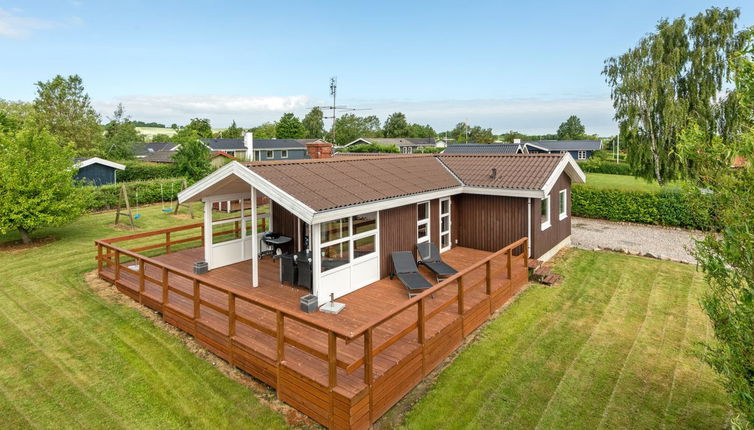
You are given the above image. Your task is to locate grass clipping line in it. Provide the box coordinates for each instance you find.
[85,270,318,430]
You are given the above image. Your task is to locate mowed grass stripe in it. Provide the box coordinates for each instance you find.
[597,265,693,429]
[0,205,288,429]
[400,250,600,428]
[532,258,660,429]
[402,250,729,430]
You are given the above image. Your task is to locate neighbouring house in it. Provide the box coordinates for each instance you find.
[209,151,236,168]
[343,137,442,153]
[203,134,332,161]
[73,157,125,185]
[143,150,176,163]
[133,142,178,159]
[441,142,526,154]
[523,140,602,160]
[94,152,584,429]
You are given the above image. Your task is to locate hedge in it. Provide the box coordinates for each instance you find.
[86,178,188,211]
[571,185,716,230]
[577,160,633,175]
[117,160,178,181]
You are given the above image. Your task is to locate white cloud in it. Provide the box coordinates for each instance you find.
[0,8,81,38]
[94,93,617,135]
[94,94,311,127]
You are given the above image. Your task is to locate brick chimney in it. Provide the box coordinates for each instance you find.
[306,140,333,159]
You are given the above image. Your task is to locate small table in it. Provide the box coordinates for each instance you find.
[260,234,292,258]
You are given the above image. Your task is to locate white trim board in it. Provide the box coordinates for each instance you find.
[74,157,125,170]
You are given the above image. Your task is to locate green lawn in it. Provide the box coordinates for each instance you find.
[0,204,287,429]
[581,173,676,192]
[402,249,729,429]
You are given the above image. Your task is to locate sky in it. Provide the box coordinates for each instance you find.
[0,1,752,136]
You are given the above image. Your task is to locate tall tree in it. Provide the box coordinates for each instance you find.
[556,115,587,140]
[101,103,144,159]
[251,122,276,139]
[0,99,33,133]
[329,114,382,146]
[684,39,754,427]
[383,112,409,137]
[604,7,744,185]
[221,120,243,139]
[32,74,101,154]
[499,130,526,143]
[275,113,306,139]
[302,107,325,139]
[180,118,213,138]
[0,127,88,244]
[407,123,436,138]
[468,125,495,143]
[172,132,211,180]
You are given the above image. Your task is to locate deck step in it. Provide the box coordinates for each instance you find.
[542,274,563,285]
[533,266,551,277]
[527,259,543,270]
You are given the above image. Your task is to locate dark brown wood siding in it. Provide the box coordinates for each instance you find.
[379,203,417,278]
[456,194,528,253]
[430,199,440,246]
[450,195,460,248]
[272,201,299,250]
[531,172,571,258]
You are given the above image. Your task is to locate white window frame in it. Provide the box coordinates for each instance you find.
[577,150,587,160]
[558,189,568,221]
[281,150,288,159]
[319,213,378,274]
[417,201,431,244]
[439,197,451,252]
[541,196,551,231]
[266,150,274,159]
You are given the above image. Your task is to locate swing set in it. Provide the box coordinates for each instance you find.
[114,179,194,229]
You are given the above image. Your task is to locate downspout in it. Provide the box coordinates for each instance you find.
[527,198,532,258]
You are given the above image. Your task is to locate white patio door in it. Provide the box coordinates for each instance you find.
[439,198,451,252]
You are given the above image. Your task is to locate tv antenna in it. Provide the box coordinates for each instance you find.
[313,76,370,145]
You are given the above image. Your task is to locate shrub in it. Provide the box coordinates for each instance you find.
[571,185,716,230]
[347,143,400,153]
[87,178,188,211]
[118,160,177,181]
[577,160,634,175]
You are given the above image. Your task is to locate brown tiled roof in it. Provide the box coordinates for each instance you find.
[246,156,460,211]
[437,154,563,190]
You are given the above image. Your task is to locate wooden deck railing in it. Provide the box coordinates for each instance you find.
[96,226,528,397]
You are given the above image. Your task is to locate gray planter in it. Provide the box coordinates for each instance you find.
[193,261,208,274]
[300,294,318,313]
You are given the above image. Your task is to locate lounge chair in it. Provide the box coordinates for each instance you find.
[416,242,457,282]
[390,251,433,298]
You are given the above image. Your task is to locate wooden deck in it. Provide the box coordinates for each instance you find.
[95,223,529,429]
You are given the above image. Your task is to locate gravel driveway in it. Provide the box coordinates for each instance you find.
[571,217,705,264]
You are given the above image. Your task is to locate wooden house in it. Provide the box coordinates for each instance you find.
[94,153,584,429]
[73,157,125,185]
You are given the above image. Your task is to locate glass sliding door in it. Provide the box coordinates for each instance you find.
[439,198,451,252]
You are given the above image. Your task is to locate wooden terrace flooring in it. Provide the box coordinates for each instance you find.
[99,245,528,429]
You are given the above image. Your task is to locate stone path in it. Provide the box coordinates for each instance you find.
[571,217,705,264]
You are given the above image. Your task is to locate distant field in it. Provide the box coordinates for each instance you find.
[582,173,682,192]
[136,127,226,141]
[403,249,729,429]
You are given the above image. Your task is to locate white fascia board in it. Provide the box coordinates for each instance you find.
[200,192,250,203]
[311,187,463,224]
[177,161,316,223]
[75,157,126,170]
[541,153,586,196]
[462,186,544,199]
[343,138,370,147]
[524,142,551,152]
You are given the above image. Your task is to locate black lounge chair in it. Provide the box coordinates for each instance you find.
[417,242,457,282]
[390,251,433,298]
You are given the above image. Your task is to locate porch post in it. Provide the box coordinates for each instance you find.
[203,201,212,269]
[311,222,321,300]
[251,186,259,288]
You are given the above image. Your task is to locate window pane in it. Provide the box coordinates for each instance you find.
[559,191,566,214]
[321,218,349,243]
[353,235,375,259]
[441,199,449,214]
[541,197,549,217]
[441,216,449,232]
[418,223,428,239]
[213,221,241,244]
[321,242,349,272]
[418,202,428,221]
[441,233,450,249]
[353,212,376,234]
